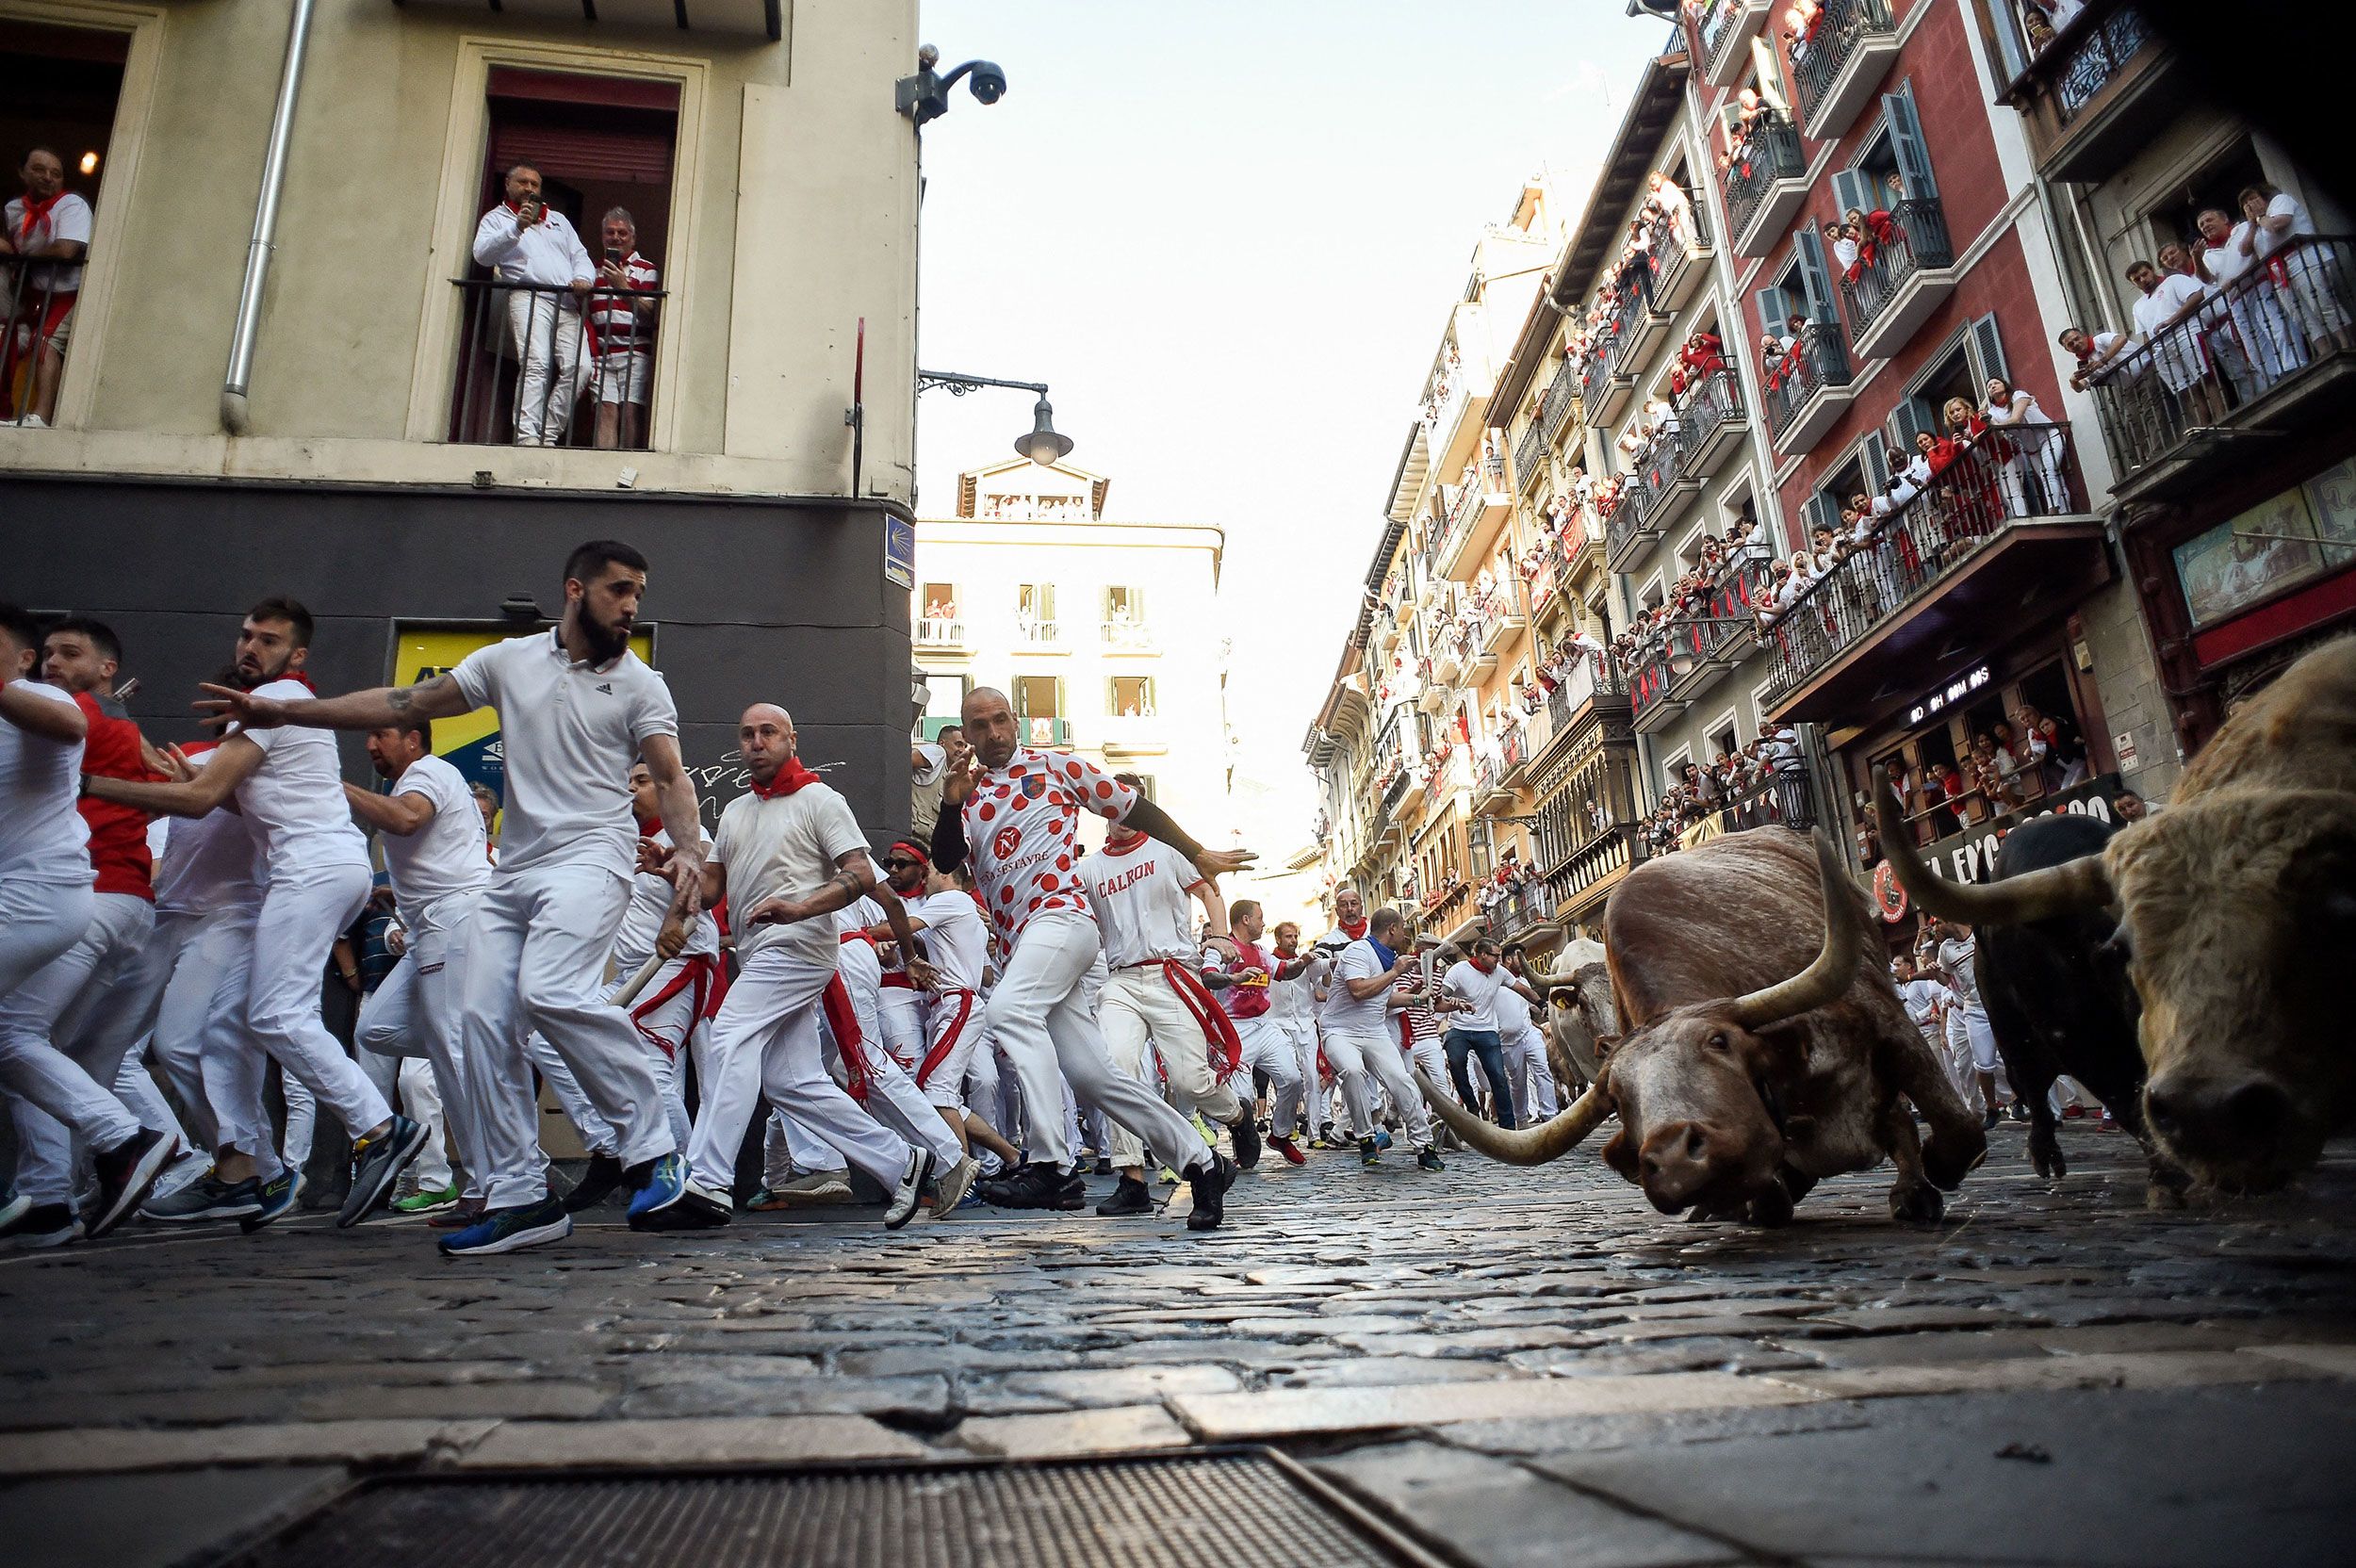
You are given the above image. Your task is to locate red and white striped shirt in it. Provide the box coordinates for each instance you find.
[959,746,1137,950]
[586,251,659,358]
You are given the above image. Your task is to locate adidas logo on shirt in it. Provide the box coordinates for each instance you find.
[596,682,614,694]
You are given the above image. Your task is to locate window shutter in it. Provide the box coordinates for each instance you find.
[1792,228,1838,321]
[1750,38,1787,110]
[1755,285,1792,335]
[1884,85,1939,203]
[1055,676,1067,718]
[1801,493,1841,536]
[1890,395,1936,451]
[1859,433,1890,492]
[1966,313,2009,385]
[1830,169,1874,220]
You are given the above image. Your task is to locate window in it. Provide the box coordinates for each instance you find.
[1017,583,1056,622]
[922,672,972,721]
[1890,319,2008,450]
[1107,675,1155,716]
[1014,675,1063,719]
[449,68,680,449]
[0,20,127,430]
[920,581,958,620]
[2142,140,2267,260]
[1104,584,1145,623]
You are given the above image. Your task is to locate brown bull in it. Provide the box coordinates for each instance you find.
[1878,636,2356,1193]
[1421,830,1986,1224]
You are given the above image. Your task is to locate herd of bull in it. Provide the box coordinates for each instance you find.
[1416,636,2355,1224]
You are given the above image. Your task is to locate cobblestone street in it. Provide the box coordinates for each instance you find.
[8,1125,2356,1565]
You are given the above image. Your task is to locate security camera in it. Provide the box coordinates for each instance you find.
[897,55,1009,124]
[966,61,1007,105]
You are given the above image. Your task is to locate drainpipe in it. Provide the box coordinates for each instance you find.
[220,0,319,435]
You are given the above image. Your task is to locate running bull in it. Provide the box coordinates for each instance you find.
[1422,830,1986,1225]
[1874,636,2356,1194]
[1524,936,1614,1092]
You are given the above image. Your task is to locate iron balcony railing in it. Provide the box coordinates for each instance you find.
[1676,368,1745,465]
[1545,651,1628,738]
[1701,0,1757,81]
[1760,422,2089,705]
[1629,578,1759,718]
[1790,0,1895,129]
[1598,269,1654,376]
[1541,356,1581,446]
[1579,337,1615,414]
[2049,3,2154,124]
[1648,190,1714,299]
[1722,116,1808,242]
[2,254,83,428]
[914,617,967,649]
[1841,200,1955,338]
[450,277,663,449]
[1602,479,1650,565]
[1711,766,1818,835]
[1761,319,1855,446]
[1100,620,1157,652]
[1014,620,1063,646]
[2088,236,2356,475]
[1514,416,1548,495]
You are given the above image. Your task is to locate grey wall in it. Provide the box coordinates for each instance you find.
[6,476,916,836]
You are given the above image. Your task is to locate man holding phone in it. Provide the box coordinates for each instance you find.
[587,207,659,450]
[471,163,595,446]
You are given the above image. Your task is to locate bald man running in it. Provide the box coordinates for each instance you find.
[932,686,1254,1231]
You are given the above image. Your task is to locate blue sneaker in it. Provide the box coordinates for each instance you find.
[238,1169,302,1233]
[625,1152,687,1229]
[1374,1129,1395,1152]
[338,1114,429,1228]
[438,1195,573,1257]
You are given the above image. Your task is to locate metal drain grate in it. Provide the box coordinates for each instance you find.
[208,1451,1442,1568]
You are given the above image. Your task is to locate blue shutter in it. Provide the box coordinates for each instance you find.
[1968,313,2010,385]
[1890,395,1935,453]
[1830,168,1875,221]
[1859,432,1890,492]
[1792,228,1838,322]
[1884,85,1939,203]
[1800,493,1841,538]
[1755,285,1792,335]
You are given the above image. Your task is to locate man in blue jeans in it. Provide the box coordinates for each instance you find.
[1438,938,1544,1129]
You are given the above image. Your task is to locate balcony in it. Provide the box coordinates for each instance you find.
[1534,652,1631,771]
[1424,747,1472,811]
[1762,424,2108,724]
[1588,272,1658,427]
[1439,455,1513,581]
[2089,237,2356,506]
[1100,620,1158,655]
[1762,319,1857,454]
[1432,631,1469,690]
[1602,476,1655,574]
[1629,588,1757,736]
[1698,0,1775,89]
[1013,620,1068,653]
[449,278,664,449]
[1018,716,1072,747]
[1479,594,1526,657]
[1712,768,1818,836]
[1724,118,1810,259]
[1648,196,1715,318]
[1841,199,1958,361]
[913,616,968,653]
[1792,0,1900,144]
[1513,416,1550,497]
[1472,748,1510,812]
[2002,2,2181,185]
[1541,356,1582,451]
[1098,712,1167,757]
[1497,720,1529,787]
[1658,368,1750,526]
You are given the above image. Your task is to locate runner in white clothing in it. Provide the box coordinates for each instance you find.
[0,604,178,1245]
[1322,906,1441,1168]
[1202,899,1309,1168]
[88,599,423,1233]
[1436,937,1545,1131]
[930,687,1254,1231]
[183,545,704,1256]
[1265,920,1323,1141]
[1496,943,1559,1123]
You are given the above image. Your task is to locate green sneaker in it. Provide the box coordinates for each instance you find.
[391,1185,459,1215]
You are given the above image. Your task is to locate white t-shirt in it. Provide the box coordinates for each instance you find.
[1268,952,1316,1025]
[711,778,869,969]
[1325,936,1401,1037]
[377,754,491,919]
[232,678,369,879]
[1494,973,1536,1037]
[2204,230,2259,288]
[910,741,949,840]
[0,679,90,888]
[911,888,990,992]
[1313,924,1369,1027]
[1896,976,1953,1031]
[1441,958,1510,1033]
[149,750,260,915]
[957,745,1137,950]
[1078,836,1203,968]
[613,823,719,972]
[834,895,886,1005]
[1936,936,1983,1011]
[4,191,92,297]
[450,631,679,879]
[2255,191,2316,259]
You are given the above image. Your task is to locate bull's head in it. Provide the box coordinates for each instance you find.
[1873,769,2355,1193]
[1419,834,1860,1215]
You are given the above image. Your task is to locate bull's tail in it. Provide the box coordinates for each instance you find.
[1414,1071,1612,1166]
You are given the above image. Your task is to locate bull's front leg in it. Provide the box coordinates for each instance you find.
[2105,1087,2192,1210]
[2025,1088,2066,1182]
[1880,1034,1987,1192]
[1878,1099,1945,1226]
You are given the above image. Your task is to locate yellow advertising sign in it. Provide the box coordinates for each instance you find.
[389,627,654,809]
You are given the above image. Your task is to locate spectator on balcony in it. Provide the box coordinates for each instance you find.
[2160,239,2259,406]
[2056,323,2136,391]
[2124,257,2226,427]
[1983,375,2068,514]
[472,164,596,446]
[2240,182,2352,354]
[2032,707,2089,790]
[1922,760,1970,837]
[2199,205,2304,390]
[1645,172,1693,247]
[1993,717,2045,801]
[1823,218,1860,280]
[0,147,90,430]
[585,207,659,451]
[1782,0,1824,64]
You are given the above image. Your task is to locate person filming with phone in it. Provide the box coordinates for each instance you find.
[587,207,659,451]
[471,163,595,447]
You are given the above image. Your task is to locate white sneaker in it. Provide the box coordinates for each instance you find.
[15,414,47,429]
[150,1150,212,1201]
[883,1147,934,1231]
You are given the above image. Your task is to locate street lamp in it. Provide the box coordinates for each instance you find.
[1661,615,1757,680]
[918,370,1074,465]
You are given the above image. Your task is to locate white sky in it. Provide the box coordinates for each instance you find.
[915,1,1674,886]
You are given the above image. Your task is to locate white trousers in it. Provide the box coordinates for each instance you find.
[828,960,964,1169]
[460,861,672,1208]
[506,289,585,445]
[66,906,218,1151]
[1232,1015,1303,1135]
[1321,1027,1433,1152]
[914,988,984,1110]
[876,985,927,1072]
[986,911,1219,1174]
[142,905,257,1152]
[358,891,488,1196]
[1097,963,1242,1170]
[1275,1020,1319,1130]
[688,944,909,1192]
[0,886,143,1186]
[1505,1024,1559,1122]
[600,953,702,1158]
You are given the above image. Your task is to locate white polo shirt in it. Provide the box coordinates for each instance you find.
[1494,974,1536,1038]
[711,777,869,970]
[1325,937,1401,1037]
[471,202,594,290]
[1441,958,1512,1033]
[1078,835,1202,968]
[377,753,491,921]
[233,679,369,880]
[0,678,90,888]
[912,888,990,992]
[450,631,678,880]
[150,750,260,915]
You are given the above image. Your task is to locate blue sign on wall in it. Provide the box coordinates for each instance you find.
[885,516,916,590]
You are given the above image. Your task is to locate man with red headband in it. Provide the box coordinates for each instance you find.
[930,687,1254,1230]
[1079,780,1254,1217]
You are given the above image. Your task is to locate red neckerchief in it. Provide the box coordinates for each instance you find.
[1104,828,1150,855]
[15,189,62,245]
[503,199,547,225]
[747,757,822,798]
[634,814,660,836]
[1338,917,1368,940]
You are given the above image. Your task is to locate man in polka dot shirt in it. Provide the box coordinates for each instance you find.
[930,687,1254,1230]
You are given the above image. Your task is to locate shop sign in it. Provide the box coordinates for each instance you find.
[1909,773,2125,888]
[1906,663,1992,727]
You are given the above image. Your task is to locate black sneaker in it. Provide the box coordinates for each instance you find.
[1185,1152,1236,1233]
[1359,1135,1381,1167]
[562,1153,628,1214]
[979,1160,1088,1211]
[90,1127,179,1239]
[1417,1148,1446,1173]
[142,1173,261,1224]
[633,1179,733,1232]
[1096,1175,1153,1217]
[1,1200,82,1250]
[1982,1107,2003,1131]
[239,1168,303,1233]
[338,1115,428,1228]
[1229,1114,1262,1171]
[2007,1101,2032,1123]
[1091,1155,1114,1176]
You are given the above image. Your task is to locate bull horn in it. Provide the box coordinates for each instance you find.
[1414,1071,1612,1165]
[1726,832,1862,1031]
[1871,763,2113,925]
